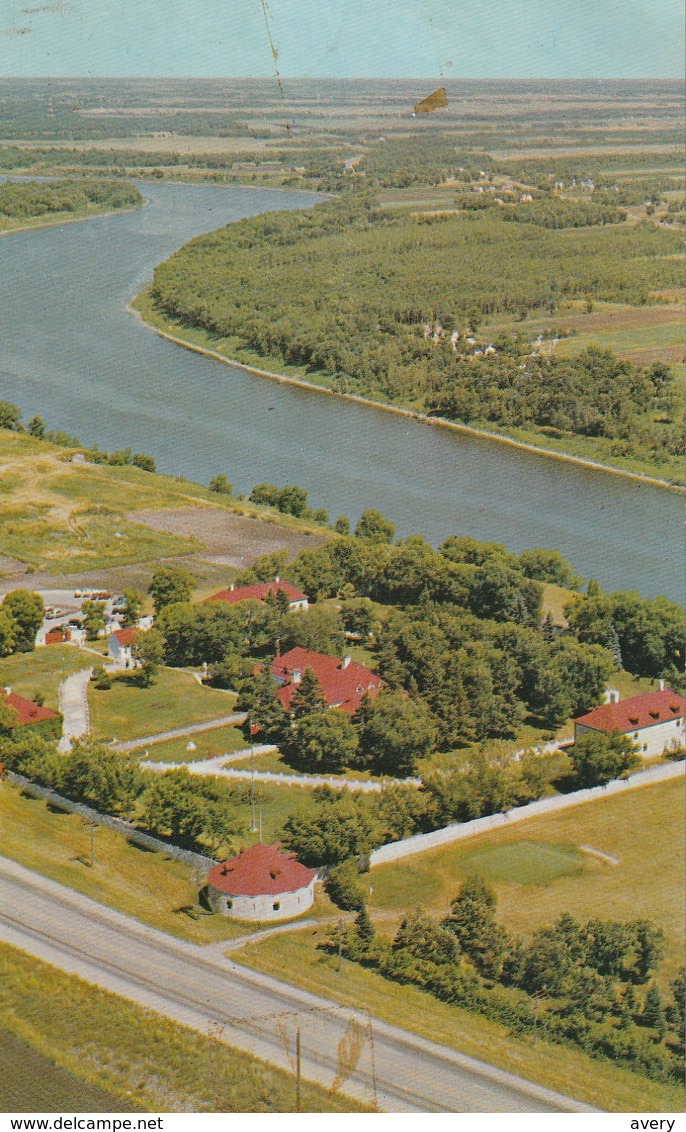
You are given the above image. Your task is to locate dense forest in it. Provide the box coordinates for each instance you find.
[147,197,683,476]
[0,178,142,220]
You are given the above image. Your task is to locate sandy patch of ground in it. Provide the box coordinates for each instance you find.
[127,506,329,568]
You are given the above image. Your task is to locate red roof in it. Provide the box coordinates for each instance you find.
[272,646,382,715]
[111,627,139,647]
[209,581,308,605]
[576,689,686,734]
[45,627,70,645]
[1,690,58,727]
[207,843,315,896]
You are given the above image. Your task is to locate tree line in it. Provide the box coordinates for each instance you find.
[327,875,684,1086]
[0,178,142,219]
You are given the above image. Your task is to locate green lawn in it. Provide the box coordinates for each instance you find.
[0,645,96,713]
[0,943,366,1112]
[370,778,684,980]
[88,668,237,741]
[143,723,247,763]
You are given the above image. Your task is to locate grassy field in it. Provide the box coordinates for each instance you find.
[369,778,684,979]
[0,429,329,575]
[0,1025,142,1113]
[232,778,685,1112]
[143,722,247,762]
[88,668,238,741]
[0,943,366,1113]
[0,645,96,713]
[0,778,319,943]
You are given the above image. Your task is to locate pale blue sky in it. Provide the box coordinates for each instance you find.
[2,0,683,78]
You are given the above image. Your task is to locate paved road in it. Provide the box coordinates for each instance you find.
[0,857,596,1114]
[57,667,92,752]
[112,713,247,752]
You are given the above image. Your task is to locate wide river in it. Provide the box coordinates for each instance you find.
[1,182,682,600]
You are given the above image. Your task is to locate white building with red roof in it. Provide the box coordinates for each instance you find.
[206,843,316,920]
[575,686,686,759]
[208,579,309,612]
[272,647,382,715]
[108,626,141,668]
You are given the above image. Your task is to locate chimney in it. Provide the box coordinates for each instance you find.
[658,679,665,691]
[341,656,351,669]
[292,669,302,684]
[604,689,620,704]
[230,583,235,591]
[3,686,11,695]
[275,575,280,583]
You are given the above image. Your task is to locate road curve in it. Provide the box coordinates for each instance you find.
[0,856,598,1113]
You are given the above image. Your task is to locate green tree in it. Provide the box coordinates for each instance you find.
[354,690,437,776]
[27,414,46,439]
[280,786,379,867]
[60,739,142,817]
[334,515,350,535]
[285,708,359,773]
[282,605,345,656]
[0,698,19,735]
[132,452,156,472]
[82,600,106,641]
[393,911,459,964]
[289,668,328,720]
[354,509,395,544]
[443,875,511,979]
[148,566,195,614]
[0,608,17,658]
[2,590,44,652]
[570,731,640,788]
[0,401,22,430]
[209,473,233,495]
[90,662,112,690]
[236,669,287,743]
[642,984,667,1039]
[324,859,366,911]
[132,628,165,687]
[140,769,208,846]
[121,588,143,628]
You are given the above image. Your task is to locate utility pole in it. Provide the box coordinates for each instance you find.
[367,1017,378,1111]
[337,917,343,973]
[82,818,96,867]
[250,718,257,833]
[295,1026,302,1112]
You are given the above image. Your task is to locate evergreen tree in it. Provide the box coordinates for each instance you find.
[642,983,667,1039]
[289,668,327,719]
[355,905,375,945]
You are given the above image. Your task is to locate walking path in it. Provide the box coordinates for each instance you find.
[369,760,685,865]
[57,667,92,752]
[112,712,247,752]
[141,750,396,793]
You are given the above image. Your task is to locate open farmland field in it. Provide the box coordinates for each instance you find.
[0,430,329,579]
[0,1025,140,1113]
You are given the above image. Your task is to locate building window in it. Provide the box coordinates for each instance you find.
[273,901,281,911]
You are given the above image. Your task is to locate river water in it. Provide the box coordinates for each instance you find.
[0,181,682,600]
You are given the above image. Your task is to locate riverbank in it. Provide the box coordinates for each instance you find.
[132,291,684,493]
[0,200,143,239]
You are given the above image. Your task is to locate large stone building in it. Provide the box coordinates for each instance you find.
[574,687,686,759]
[206,843,316,921]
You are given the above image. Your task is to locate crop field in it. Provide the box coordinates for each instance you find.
[0,1025,139,1113]
[88,668,238,742]
[0,944,365,1113]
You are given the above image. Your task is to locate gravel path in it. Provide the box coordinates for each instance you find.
[57,667,92,752]
[112,712,247,752]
